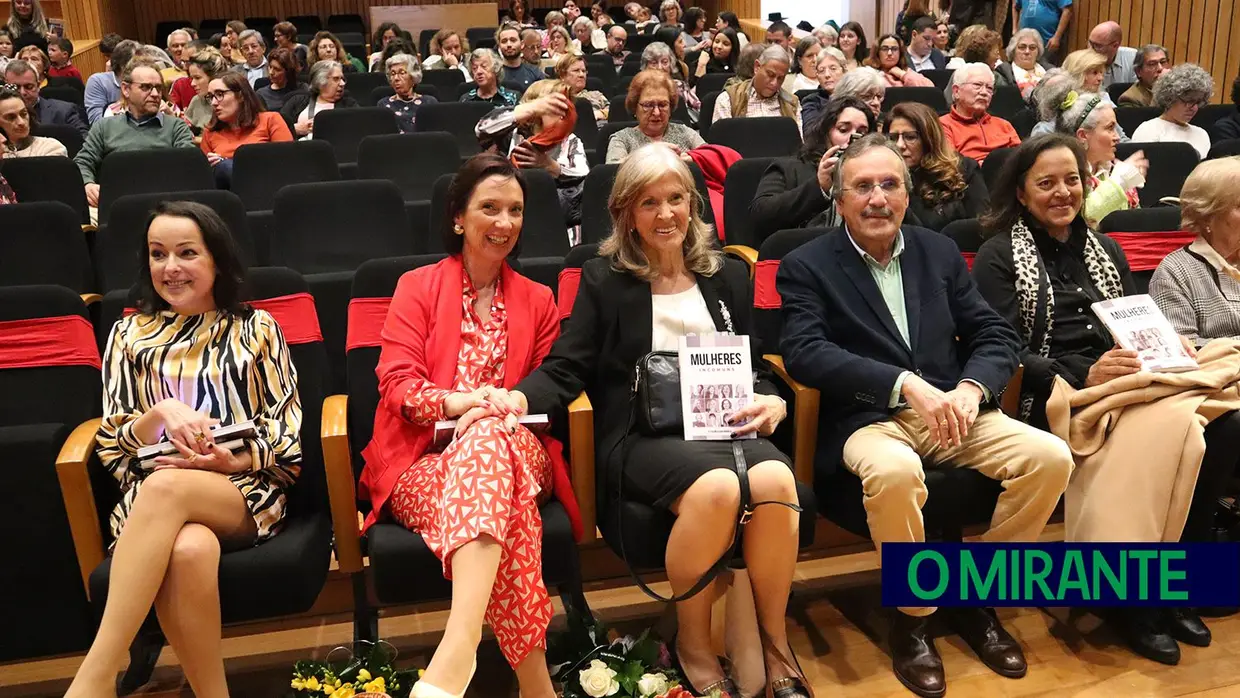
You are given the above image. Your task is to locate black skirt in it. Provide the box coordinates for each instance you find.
[611,435,792,510]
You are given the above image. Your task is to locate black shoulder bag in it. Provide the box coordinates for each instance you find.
[617,350,802,603]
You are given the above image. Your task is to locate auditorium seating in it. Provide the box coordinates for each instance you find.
[921,68,954,91]
[1116,141,1198,208]
[96,148,214,227]
[883,86,948,114]
[232,141,341,263]
[987,85,1027,122]
[981,147,1015,189]
[312,107,400,178]
[415,101,495,156]
[708,116,802,158]
[3,155,92,226]
[0,202,94,295]
[722,157,777,249]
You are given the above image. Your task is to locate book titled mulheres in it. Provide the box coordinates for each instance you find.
[678,334,756,441]
[1091,294,1198,373]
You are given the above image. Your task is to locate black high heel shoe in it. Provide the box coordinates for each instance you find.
[759,627,813,698]
[670,635,741,698]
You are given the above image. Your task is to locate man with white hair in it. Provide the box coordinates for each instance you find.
[1088,21,1137,88]
[1119,44,1170,107]
[712,44,802,135]
[163,28,191,83]
[938,63,1020,163]
[237,29,268,86]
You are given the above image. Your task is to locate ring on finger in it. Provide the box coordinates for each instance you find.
[187,452,199,464]
[194,432,207,443]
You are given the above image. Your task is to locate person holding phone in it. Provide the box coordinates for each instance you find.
[750,96,875,245]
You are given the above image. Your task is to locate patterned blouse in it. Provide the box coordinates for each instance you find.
[0,173,16,204]
[379,93,439,133]
[98,309,303,543]
[461,87,520,108]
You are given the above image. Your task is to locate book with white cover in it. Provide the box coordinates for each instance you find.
[1091,294,1198,373]
[678,334,756,441]
[136,419,257,459]
[433,414,550,448]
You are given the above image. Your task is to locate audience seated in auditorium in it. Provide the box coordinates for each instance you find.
[944,24,988,70]
[939,63,1020,163]
[831,65,885,121]
[544,26,574,65]
[368,22,403,72]
[424,29,472,81]
[1152,157,1240,346]
[602,24,630,71]
[1131,63,1213,159]
[712,45,801,135]
[236,30,268,86]
[797,46,844,132]
[461,49,520,107]
[999,28,1047,98]
[75,58,194,207]
[813,23,838,49]
[652,27,690,83]
[688,26,738,88]
[281,60,357,140]
[885,102,988,231]
[183,48,231,132]
[1014,0,1070,61]
[658,1,684,31]
[6,0,48,55]
[679,6,706,48]
[716,10,749,48]
[778,133,1072,698]
[47,36,82,82]
[200,72,293,187]
[543,10,569,47]
[605,69,703,163]
[273,21,309,70]
[1087,21,1137,88]
[1043,83,1147,228]
[837,21,868,71]
[256,48,306,112]
[572,17,602,55]
[974,133,1228,666]
[0,168,15,203]
[0,83,67,157]
[380,53,437,133]
[0,30,15,70]
[1212,76,1240,143]
[222,20,247,65]
[498,23,544,89]
[783,36,822,93]
[85,39,137,123]
[4,58,87,137]
[168,40,205,109]
[521,27,544,68]
[62,201,303,698]
[359,154,581,698]
[161,29,190,84]
[309,31,364,74]
[589,1,612,29]
[516,143,807,698]
[866,34,935,89]
[750,96,875,242]
[1118,44,1170,107]
[642,41,699,120]
[904,16,946,73]
[557,53,608,121]
[507,0,537,28]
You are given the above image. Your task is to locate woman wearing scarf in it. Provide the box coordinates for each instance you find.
[973,133,1239,668]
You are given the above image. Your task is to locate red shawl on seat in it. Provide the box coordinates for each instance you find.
[688,144,742,240]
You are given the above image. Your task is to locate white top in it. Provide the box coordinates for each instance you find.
[783,73,819,94]
[1130,117,1211,160]
[651,284,715,352]
[297,100,336,140]
[2,136,68,159]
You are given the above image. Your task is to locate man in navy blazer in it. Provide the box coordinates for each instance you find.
[777,134,1073,698]
[906,17,948,72]
[4,60,89,138]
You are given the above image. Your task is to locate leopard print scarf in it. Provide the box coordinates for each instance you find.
[1010,216,1124,420]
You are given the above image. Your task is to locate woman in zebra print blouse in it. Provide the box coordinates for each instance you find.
[66,201,302,698]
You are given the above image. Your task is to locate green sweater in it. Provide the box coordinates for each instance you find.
[75,112,195,184]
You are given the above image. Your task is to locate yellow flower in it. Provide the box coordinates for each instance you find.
[291,678,305,691]
[363,677,386,694]
[328,684,356,698]
[1061,90,1079,110]
[357,669,372,682]
[303,676,321,692]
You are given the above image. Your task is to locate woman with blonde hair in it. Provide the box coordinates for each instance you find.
[6,0,48,54]
[884,101,988,230]
[513,143,808,698]
[1061,48,1107,95]
[543,25,574,64]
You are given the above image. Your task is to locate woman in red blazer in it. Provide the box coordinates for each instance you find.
[359,154,581,698]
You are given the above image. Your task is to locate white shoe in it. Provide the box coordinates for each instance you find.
[411,657,477,698]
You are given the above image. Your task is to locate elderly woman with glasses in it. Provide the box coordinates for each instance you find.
[1132,63,1214,159]
[833,66,886,121]
[642,40,700,122]
[998,28,1046,98]
[280,59,358,140]
[380,53,437,133]
[607,69,703,163]
[461,48,519,107]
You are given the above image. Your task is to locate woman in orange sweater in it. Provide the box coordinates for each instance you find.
[200,72,293,187]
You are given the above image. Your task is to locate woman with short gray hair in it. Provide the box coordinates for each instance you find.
[784,36,822,93]
[380,52,438,133]
[832,66,885,119]
[461,48,519,106]
[1132,63,1214,158]
[813,23,838,48]
[1000,28,1046,98]
[279,59,359,139]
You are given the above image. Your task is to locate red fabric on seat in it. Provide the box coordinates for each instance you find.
[1106,231,1197,271]
[345,297,392,351]
[0,315,101,370]
[557,267,582,320]
[754,259,782,309]
[688,144,743,240]
[249,293,323,345]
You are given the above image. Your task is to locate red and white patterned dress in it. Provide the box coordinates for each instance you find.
[387,271,554,667]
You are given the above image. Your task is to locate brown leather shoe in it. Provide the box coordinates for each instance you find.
[947,607,1027,678]
[889,612,945,698]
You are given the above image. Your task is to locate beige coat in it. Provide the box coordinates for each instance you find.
[1046,339,1240,542]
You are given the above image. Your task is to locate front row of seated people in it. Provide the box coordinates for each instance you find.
[64,136,1240,698]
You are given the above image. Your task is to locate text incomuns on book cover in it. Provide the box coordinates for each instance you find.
[678,334,756,441]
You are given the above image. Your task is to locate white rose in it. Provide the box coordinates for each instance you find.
[578,659,620,698]
[636,672,670,697]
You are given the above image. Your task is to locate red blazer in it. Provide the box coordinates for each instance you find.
[358,255,583,539]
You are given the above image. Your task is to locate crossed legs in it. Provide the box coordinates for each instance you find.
[65,469,255,698]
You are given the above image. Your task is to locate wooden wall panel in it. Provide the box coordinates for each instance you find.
[1069,0,1238,103]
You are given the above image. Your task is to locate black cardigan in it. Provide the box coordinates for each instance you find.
[907,157,989,232]
[517,256,778,487]
[749,158,833,247]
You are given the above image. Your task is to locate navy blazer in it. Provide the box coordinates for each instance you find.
[35,97,89,138]
[909,48,948,71]
[777,225,1020,476]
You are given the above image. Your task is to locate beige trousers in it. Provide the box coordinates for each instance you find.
[842,408,1074,615]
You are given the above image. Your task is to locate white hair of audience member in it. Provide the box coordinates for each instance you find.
[385,53,423,84]
[1031,68,1079,121]
[308,60,343,96]
[641,41,673,68]
[238,29,266,49]
[659,0,682,19]
[815,46,845,73]
[1152,62,1214,110]
[949,62,995,104]
[166,29,191,48]
[573,16,597,33]
[757,43,792,67]
[1005,28,1044,62]
[135,45,176,71]
[833,66,885,101]
[813,24,838,45]
[468,47,503,78]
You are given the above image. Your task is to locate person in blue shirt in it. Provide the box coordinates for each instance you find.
[1014,0,1073,63]
[85,39,138,124]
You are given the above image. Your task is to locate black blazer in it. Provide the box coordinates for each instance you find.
[777,225,1020,475]
[35,97,89,138]
[750,158,833,247]
[518,256,778,476]
[909,48,948,71]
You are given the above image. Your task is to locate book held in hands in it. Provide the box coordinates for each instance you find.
[433,414,550,448]
[678,334,756,441]
[137,419,257,467]
[1091,294,1198,373]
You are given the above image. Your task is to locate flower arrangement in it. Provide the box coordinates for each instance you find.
[547,612,723,698]
[287,640,421,698]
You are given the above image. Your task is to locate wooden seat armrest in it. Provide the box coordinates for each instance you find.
[567,392,597,543]
[55,418,105,597]
[321,394,364,574]
[764,354,819,486]
[80,293,102,305]
[82,224,97,234]
[1000,365,1025,419]
[722,245,758,279]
